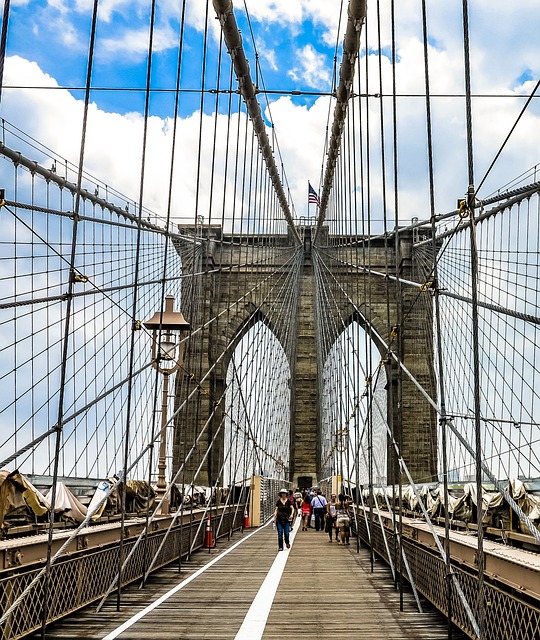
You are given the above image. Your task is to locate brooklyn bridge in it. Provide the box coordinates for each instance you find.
[0,0,539,638]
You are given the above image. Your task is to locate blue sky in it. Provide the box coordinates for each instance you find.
[2,0,540,223]
[6,0,338,117]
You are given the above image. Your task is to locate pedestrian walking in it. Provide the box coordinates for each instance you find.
[310,489,327,531]
[325,493,338,542]
[300,493,311,530]
[287,489,298,522]
[304,489,314,527]
[273,488,295,550]
[336,493,352,545]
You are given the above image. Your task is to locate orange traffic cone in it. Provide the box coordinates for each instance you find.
[243,509,249,529]
[204,515,214,550]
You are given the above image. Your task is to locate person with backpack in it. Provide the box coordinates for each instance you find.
[310,489,327,532]
[336,493,352,545]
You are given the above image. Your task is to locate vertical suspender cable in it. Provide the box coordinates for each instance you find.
[188,0,210,493]
[344,113,353,493]
[461,1,484,635]
[144,0,188,586]
[362,14,375,575]
[212,0,301,245]
[0,0,10,106]
[205,21,224,488]
[420,1,452,635]
[387,0,405,606]
[40,1,99,635]
[314,0,367,244]
[376,0,398,597]
[353,113,362,554]
[117,0,157,611]
[375,0,389,486]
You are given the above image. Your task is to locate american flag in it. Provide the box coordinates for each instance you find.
[308,182,320,207]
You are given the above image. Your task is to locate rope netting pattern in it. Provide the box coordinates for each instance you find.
[0,153,182,480]
[415,194,540,483]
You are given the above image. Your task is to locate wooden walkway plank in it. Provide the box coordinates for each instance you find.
[31,521,466,640]
[264,522,466,639]
[31,528,275,640]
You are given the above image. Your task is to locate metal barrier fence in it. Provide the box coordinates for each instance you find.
[0,508,244,640]
[259,477,289,524]
[354,512,540,640]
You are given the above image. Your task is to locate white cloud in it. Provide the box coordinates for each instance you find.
[288,44,330,88]
[242,0,304,25]
[264,94,332,203]
[241,0,344,46]
[51,16,79,46]
[256,38,278,72]
[97,0,135,23]
[46,0,69,12]
[3,0,540,228]
[1,55,333,225]
[101,26,177,56]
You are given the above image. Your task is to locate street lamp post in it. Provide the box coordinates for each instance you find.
[144,295,190,513]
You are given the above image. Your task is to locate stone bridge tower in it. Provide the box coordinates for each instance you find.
[171,225,437,487]
[315,230,438,485]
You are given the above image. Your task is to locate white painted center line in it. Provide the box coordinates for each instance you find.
[234,516,300,640]
[101,523,270,640]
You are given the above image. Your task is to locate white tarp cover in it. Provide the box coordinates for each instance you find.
[45,482,88,522]
[87,480,112,520]
[371,479,540,530]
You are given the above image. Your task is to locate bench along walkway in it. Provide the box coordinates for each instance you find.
[33,518,465,640]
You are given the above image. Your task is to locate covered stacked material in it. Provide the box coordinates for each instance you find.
[126,479,155,514]
[369,479,540,533]
[0,470,49,529]
[86,478,155,518]
[0,472,155,533]
[44,481,88,523]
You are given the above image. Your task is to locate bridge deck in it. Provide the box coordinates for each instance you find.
[32,519,465,640]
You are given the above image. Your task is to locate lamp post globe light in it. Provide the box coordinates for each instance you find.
[143,295,190,513]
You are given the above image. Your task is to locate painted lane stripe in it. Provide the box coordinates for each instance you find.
[234,516,300,640]
[101,522,271,640]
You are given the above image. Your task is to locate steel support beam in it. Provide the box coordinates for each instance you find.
[212,0,301,245]
[313,0,367,244]
[0,142,164,233]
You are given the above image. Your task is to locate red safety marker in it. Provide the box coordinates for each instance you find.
[204,515,214,550]
[243,509,249,529]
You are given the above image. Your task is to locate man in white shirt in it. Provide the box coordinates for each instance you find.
[311,490,327,531]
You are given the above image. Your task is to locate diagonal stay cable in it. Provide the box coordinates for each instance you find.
[316,252,480,633]
[320,252,540,545]
[1,246,302,467]
[476,78,540,196]
[96,256,302,607]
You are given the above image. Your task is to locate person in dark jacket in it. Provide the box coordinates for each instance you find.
[273,488,295,550]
